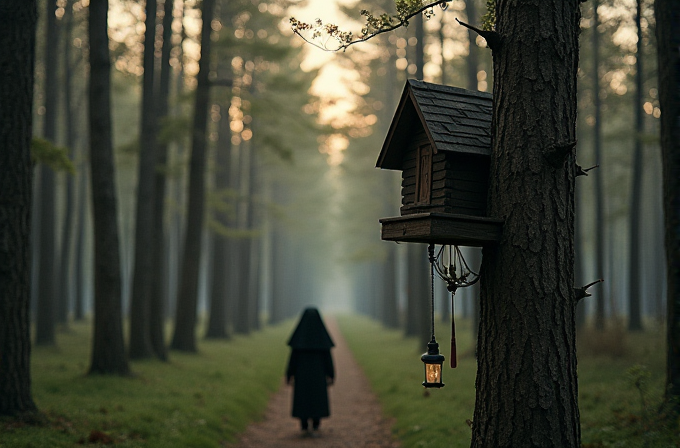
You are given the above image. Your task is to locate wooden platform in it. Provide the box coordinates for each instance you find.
[379,212,504,247]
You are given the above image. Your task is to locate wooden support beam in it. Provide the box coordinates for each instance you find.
[380,212,503,247]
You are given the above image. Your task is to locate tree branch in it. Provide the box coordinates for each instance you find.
[544,140,577,167]
[574,279,603,303]
[455,18,501,51]
[575,163,599,177]
[290,0,452,52]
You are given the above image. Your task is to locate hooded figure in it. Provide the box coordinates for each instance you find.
[286,308,335,433]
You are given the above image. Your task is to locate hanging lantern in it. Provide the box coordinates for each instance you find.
[429,244,480,369]
[421,244,445,388]
[421,339,445,388]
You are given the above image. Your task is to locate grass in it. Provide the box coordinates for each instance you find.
[338,315,477,448]
[337,315,680,448]
[3,315,678,447]
[1,319,296,448]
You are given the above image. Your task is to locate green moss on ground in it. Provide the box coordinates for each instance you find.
[338,315,679,448]
[1,319,295,448]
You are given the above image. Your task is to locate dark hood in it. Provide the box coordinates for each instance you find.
[287,308,334,350]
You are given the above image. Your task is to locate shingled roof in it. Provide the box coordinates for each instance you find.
[376,79,493,170]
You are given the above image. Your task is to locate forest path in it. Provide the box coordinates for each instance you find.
[230,316,401,448]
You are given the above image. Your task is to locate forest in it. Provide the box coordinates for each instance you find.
[1,0,679,447]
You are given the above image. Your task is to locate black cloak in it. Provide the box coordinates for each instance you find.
[286,308,335,420]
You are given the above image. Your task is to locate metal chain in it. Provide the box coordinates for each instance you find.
[429,244,436,341]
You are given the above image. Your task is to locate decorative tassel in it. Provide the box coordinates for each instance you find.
[450,292,457,368]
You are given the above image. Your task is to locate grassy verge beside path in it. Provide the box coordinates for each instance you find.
[338,315,678,448]
[1,319,295,448]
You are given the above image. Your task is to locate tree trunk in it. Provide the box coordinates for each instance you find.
[404,14,429,345]
[381,31,400,330]
[471,3,581,447]
[405,245,419,337]
[592,0,606,331]
[415,14,424,81]
[405,244,430,347]
[628,0,644,332]
[465,0,479,91]
[87,0,130,376]
[147,0,175,361]
[58,0,78,328]
[466,0,481,339]
[129,0,158,359]
[382,245,400,328]
[74,161,87,321]
[205,107,233,339]
[269,181,291,324]
[247,143,261,331]
[171,0,217,352]
[269,224,286,324]
[655,0,680,415]
[0,0,39,418]
[35,0,60,346]
[234,145,252,335]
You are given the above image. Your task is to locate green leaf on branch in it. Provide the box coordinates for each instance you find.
[290,0,452,51]
[31,138,75,174]
[481,0,496,31]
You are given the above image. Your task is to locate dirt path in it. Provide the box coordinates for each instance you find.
[230,317,401,448]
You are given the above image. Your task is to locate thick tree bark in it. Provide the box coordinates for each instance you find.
[171,0,217,352]
[0,0,39,418]
[472,3,581,447]
[35,0,60,346]
[129,0,159,359]
[655,0,680,415]
[88,0,130,376]
[628,0,644,332]
[146,0,175,361]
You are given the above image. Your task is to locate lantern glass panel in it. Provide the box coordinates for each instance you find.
[421,344,445,388]
[425,362,441,384]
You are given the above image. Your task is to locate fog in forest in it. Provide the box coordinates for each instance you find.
[28,0,665,340]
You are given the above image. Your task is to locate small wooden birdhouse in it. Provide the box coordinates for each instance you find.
[376,80,503,247]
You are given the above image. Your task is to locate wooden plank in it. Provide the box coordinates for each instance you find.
[432,164,488,182]
[431,189,486,204]
[402,176,416,187]
[432,152,446,162]
[380,213,503,247]
[435,142,491,157]
[431,177,488,193]
[402,193,415,205]
[403,158,417,171]
[431,167,488,184]
[400,202,483,216]
[406,184,484,203]
[402,184,416,196]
